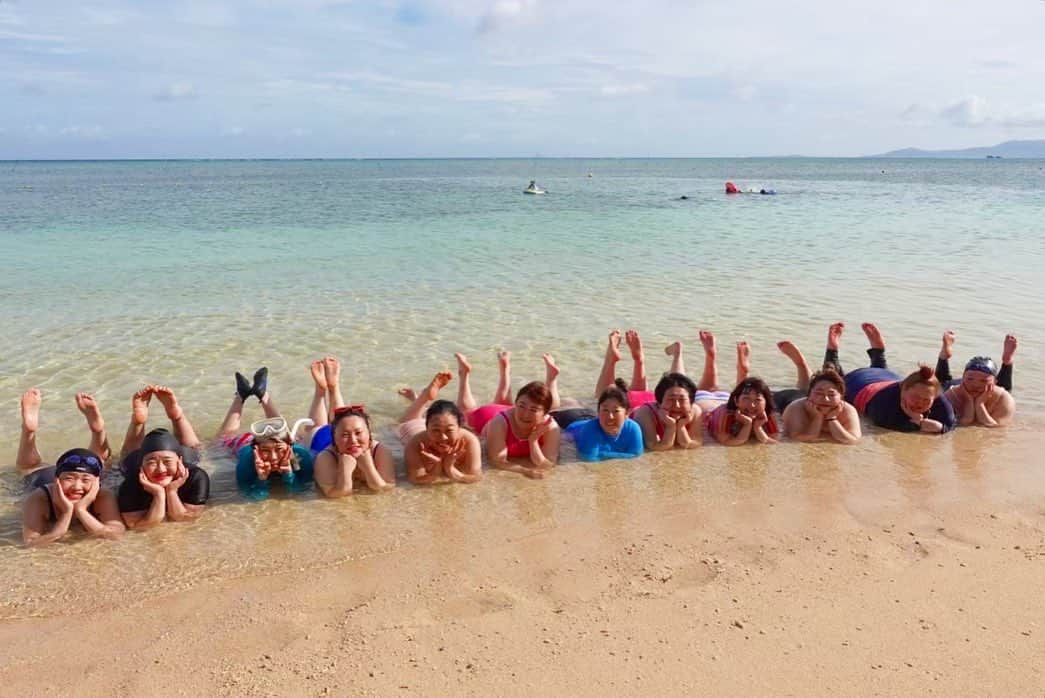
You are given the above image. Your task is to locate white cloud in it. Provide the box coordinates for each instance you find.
[154,82,198,101]
[599,83,649,97]
[941,96,989,127]
[290,127,311,137]
[58,125,105,139]
[476,0,538,35]
[222,126,245,136]
[939,96,1045,129]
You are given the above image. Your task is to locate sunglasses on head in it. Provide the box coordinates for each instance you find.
[332,404,367,417]
[62,454,102,467]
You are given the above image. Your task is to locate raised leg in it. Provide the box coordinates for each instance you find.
[935,330,956,384]
[735,341,751,385]
[697,330,718,391]
[152,385,201,448]
[822,322,845,374]
[324,356,344,420]
[122,386,152,457]
[493,351,513,405]
[543,354,561,410]
[216,394,245,439]
[665,341,685,376]
[594,329,622,397]
[625,329,647,391]
[455,353,478,413]
[398,371,453,423]
[999,334,1017,393]
[861,322,887,369]
[777,341,812,391]
[259,390,280,419]
[16,388,43,473]
[308,360,329,428]
[75,392,111,462]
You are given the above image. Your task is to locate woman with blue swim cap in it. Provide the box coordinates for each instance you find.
[936,331,1017,427]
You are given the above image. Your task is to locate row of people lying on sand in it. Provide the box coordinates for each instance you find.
[15,323,1016,546]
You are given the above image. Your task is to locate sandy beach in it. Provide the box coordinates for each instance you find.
[4,425,1044,698]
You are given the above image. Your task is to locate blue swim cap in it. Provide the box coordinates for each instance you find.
[55,448,103,477]
[964,356,997,376]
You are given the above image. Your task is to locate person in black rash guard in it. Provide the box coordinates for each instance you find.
[117,385,209,528]
[934,330,1017,428]
[822,322,956,434]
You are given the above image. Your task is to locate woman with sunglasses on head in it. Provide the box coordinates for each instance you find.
[216,371,315,500]
[313,406,396,496]
[396,371,483,485]
[454,351,561,479]
[116,385,209,527]
[17,389,123,546]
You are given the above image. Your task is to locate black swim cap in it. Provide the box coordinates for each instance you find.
[140,428,183,457]
[55,448,103,477]
[964,356,998,376]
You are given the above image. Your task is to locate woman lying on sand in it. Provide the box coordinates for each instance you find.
[936,331,1017,428]
[217,368,317,500]
[18,389,123,546]
[117,385,209,528]
[455,351,561,479]
[396,372,483,485]
[825,323,956,434]
[564,381,644,462]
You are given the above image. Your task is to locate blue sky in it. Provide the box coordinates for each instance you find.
[3,0,1045,158]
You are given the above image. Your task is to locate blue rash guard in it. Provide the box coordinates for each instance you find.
[565,418,644,462]
[235,444,315,501]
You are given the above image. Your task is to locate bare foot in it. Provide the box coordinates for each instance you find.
[939,330,955,360]
[424,371,454,401]
[606,330,622,362]
[398,387,418,402]
[151,385,183,421]
[699,330,716,356]
[323,356,341,387]
[861,322,885,350]
[664,341,683,358]
[776,340,804,364]
[21,388,42,432]
[498,350,512,370]
[310,360,328,390]
[454,352,472,377]
[131,387,152,425]
[826,322,845,351]
[75,392,105,433]
[542,353,560,381]
[624,329,643,360]
[1002,334,1018,365]
[736,341,751,373]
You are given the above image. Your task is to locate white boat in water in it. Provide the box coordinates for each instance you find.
[523,180,546,195]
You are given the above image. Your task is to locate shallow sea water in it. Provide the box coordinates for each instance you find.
[1,158,1043,617]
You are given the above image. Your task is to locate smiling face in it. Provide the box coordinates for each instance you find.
[425,412,460,453]
[57,472,96,500]
[901,383,937,414]
[735,388,767,417]
[598,398,627,435]
[808,379,843,410]
[141,449,182,487]
[961,370,994,396]
[514,396,547,427]
[659,387,692,420]
[334,415,371,456]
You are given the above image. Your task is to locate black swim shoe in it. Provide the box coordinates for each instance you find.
[251,367,269,400]
[235,372,252,402]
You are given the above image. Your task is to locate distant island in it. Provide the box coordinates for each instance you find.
[873,139,1045,159]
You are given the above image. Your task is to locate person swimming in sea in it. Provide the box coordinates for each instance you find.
[455,351,561,479]
[396,371,482,485]
[17,389,124,546]
[824,322,956,434]
[935,331,1017,427]
[117,385,209,528]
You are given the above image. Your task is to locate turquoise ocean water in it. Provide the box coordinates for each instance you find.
[1,158,1043,614]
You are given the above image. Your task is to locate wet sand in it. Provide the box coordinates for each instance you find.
[3,424,1045,697]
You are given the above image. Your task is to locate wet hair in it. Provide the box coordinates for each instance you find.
[807,369,846,398]
[900,365,940,394]
[515,381,553,412]
[726,377,774,411]
[653,372,698,404]
[425,399,463,426]
[598,378,630,411]
[331,408,373,438]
